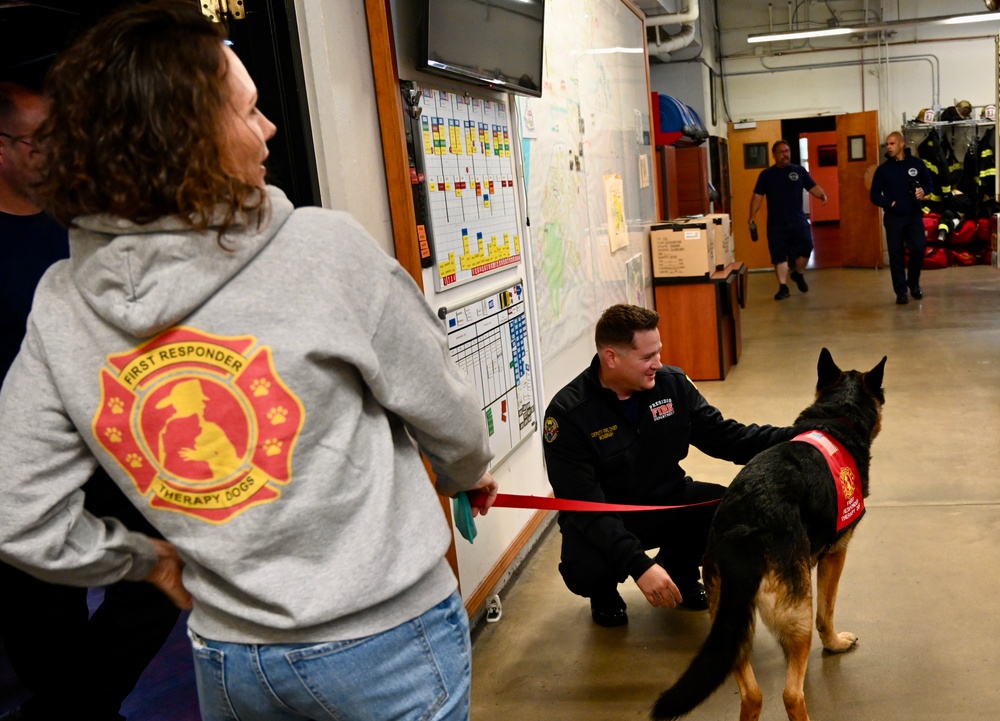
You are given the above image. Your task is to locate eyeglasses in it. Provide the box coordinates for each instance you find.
[0,132,35,149]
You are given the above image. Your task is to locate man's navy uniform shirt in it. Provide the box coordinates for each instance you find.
[753,163,817,230]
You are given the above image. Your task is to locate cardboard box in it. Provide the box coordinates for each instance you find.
[704,213,735,269]
[650,220,716,278]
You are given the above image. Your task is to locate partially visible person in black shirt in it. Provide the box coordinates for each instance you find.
[0,81,180,721]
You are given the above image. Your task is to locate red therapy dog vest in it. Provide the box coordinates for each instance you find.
[791,430,865,535]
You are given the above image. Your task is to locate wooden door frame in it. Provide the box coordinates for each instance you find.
[727,120,783,270]
[836,110,883,268]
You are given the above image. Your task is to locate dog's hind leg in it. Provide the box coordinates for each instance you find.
[760,569,814,721]
[732,651,763,721]
[816,547,858,653]
[729,577,765,721]
[777,604,813,721]
[710,563,763,721]
[781,616,812,721]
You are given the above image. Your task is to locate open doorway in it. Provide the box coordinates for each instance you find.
[781,117,841,268]
[728,112,880,270]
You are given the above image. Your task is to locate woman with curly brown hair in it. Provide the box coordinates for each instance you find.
[34,1,267,232]
[0,2,498,719]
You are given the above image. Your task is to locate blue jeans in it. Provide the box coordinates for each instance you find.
[189,591,471,721]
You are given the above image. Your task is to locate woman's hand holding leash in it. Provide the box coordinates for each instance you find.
[468,471,498,517]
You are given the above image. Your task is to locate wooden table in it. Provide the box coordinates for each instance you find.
[653,262,746,381]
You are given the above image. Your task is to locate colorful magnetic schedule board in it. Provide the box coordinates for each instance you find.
[441,281,536,468]
[418,87,521,290]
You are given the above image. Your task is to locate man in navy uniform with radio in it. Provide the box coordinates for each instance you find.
[749,140,828,300]
[542,304,794,627]
[869,131,933,305]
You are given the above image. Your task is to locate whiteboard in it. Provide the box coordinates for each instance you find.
[516,0,656,362]
[439,280,537,468]
[417,87,523,291]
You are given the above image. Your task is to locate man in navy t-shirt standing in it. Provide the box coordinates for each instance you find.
[749,140,828,300]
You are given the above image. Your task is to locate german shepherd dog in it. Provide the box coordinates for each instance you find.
[651,348,887,721]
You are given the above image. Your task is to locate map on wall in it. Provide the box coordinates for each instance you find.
[417,87,522,291]
[517,0,656,361]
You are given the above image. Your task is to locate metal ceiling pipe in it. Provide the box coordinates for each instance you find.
[724,53,940,108]
[653,22,698,54]
[647,1,700,59]
[645,1,699,28]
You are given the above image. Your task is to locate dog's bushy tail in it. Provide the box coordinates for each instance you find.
[650,532,765,721]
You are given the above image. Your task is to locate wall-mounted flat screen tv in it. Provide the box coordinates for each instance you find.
[419,0,545,98]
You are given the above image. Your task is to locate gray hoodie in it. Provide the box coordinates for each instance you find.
[0,186,492,643]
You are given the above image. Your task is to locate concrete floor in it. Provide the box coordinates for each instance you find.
[469,266,1000,721]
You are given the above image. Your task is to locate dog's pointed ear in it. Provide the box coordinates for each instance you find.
[817,347,840,388]
[865,356,887,395]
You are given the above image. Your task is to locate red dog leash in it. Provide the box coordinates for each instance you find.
[456,491,721,543]
[466,490,722,512]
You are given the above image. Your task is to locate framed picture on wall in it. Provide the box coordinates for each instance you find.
[744,142,769,169]
[848,135,866,161]
[817,145,837,167]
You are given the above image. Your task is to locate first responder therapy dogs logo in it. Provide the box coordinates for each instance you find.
[840,467,857,499]
[836,460,863,531]
[789,172,799,181]
[92,327,305,523]
[908,168,918,177]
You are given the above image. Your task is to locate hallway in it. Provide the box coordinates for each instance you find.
[469,266,1000,721]
[807,221,842,269]
[1,266,997,720]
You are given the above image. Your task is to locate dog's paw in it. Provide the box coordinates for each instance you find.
[822,631,858,654]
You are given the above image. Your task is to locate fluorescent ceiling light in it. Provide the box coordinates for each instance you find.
[936,12,1000,24]
[586,46,645,54]
[747,11,1000,44]
[748,28,854,42]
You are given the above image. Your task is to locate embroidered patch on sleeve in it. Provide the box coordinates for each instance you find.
[543,416,559,443]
